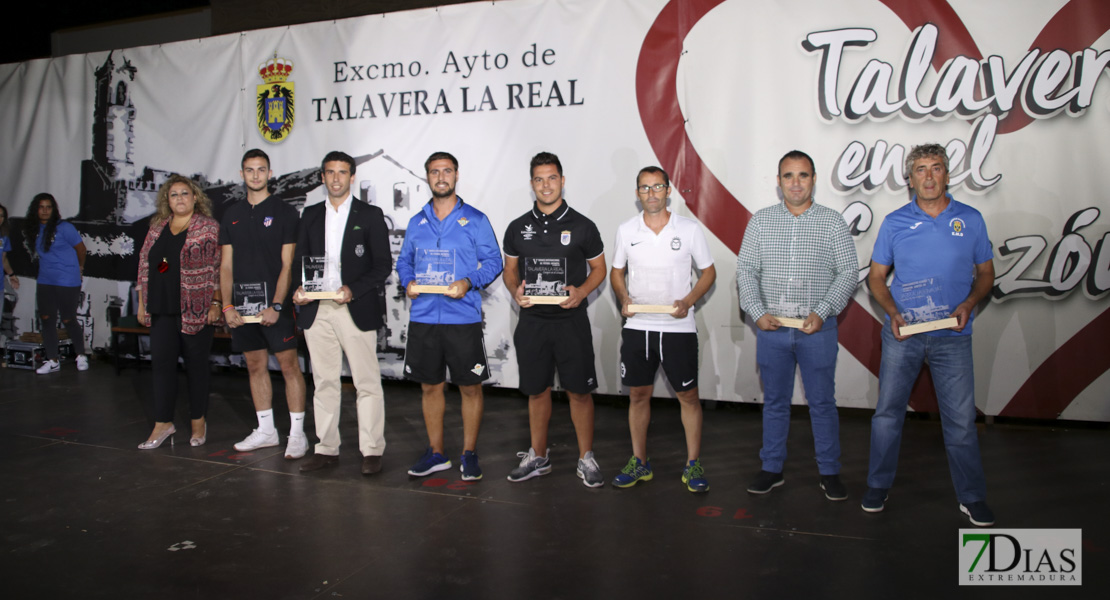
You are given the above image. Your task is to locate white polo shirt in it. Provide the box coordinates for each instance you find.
[612,211,714,333]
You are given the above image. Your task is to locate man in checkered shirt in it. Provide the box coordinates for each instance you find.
[735,150,859,500]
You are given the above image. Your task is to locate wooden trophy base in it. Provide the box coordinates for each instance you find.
[239,315,263,324]
[774,316,806,329]
[628,304,676,314]
[411,284,456,294]
[900,317,958,336]
[303,290,345,300]
[525,296,568,305]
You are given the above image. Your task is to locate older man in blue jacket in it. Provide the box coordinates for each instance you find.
[397,151,503,481]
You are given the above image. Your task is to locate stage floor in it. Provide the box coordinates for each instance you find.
[0,359,1104,599]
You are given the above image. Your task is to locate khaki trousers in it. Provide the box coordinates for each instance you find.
[303,300,385,457]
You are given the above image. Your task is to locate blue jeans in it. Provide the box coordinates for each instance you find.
[756,317,840,475]
[867,322,987,503]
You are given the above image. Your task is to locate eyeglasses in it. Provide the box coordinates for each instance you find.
[637,183,668,193]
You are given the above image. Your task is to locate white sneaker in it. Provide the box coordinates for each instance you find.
[76,355,89,371]
[234,428,279,451]
[284,433,308,460]
[36,359,60,374]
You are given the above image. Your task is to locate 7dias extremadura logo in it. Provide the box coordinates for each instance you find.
[959,529,1081,586]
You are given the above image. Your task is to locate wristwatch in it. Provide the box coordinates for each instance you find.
[272,302,284,312]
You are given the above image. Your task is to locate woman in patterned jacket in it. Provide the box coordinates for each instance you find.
[136,175,223,449]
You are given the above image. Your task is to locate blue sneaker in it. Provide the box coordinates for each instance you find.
[861,487,888,513]
[612,456,653,488]
[460,450,482,481]
[681,459,709,493]
[407,447,452,477]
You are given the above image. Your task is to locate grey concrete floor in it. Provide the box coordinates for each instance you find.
[0,358,1104,599]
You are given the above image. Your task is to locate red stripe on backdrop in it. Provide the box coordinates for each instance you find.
[880,0,1110,134]
[635,0,747,251]
[837,298,883,374]
[1000,307,1110,419]
[997,0,1110,134]
[879,0,983,66]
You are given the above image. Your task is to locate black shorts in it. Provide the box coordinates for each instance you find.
[230,309,298,353]
[620,328,699,392]
[514,311,598,395]
[403,322,490,386]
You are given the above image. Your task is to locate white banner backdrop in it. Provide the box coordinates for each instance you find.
[1,0,1108,421]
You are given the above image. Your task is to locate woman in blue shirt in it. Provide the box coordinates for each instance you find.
[0,203,20,328]
[21,194,87,374]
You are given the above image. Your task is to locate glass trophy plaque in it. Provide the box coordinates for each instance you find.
[233,282,268,324]
[627,266,676,314]
[895,278,958,335]
[767,278,810,328]
[411,248,457,294]
[301,256,343,300]
[523,257,568,304]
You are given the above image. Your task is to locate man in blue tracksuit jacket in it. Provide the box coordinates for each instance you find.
[397,151,503,481]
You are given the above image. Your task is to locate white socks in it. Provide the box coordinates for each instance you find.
[256,409,276,434]
[256,409,304,436]
[289,412,305,436]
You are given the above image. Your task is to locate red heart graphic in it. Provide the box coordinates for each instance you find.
[636,0,1110,417]
[881,0,1110,134]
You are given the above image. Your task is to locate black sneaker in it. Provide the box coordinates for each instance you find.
[960,501,995,527]
[861,487,888,513]
[746,470,784,494]
[819,475,848,501]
